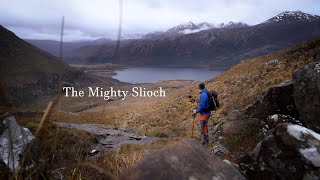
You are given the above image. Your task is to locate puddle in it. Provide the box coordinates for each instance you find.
[57,123,158,157]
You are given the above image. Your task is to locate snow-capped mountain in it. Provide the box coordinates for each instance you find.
[198,22,215,29]
[263,11,320,24]
[218,21,249,28]
[166,21,201,34]
[166,21,248,34]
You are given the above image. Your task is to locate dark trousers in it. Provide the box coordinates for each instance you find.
[199,117,209,144]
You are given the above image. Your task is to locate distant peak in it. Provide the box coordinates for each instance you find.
[218,21,248,28]
[263,10,320,24]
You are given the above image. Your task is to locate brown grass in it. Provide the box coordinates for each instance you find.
[5,38,320,179]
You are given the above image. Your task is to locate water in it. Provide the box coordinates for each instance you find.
[112,67,223,83]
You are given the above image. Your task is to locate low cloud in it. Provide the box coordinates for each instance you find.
[0,0,319,41]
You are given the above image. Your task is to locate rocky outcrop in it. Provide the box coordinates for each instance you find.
[0,115,43,177]
[245,80,299,119]
[293,62,320,133]
[238,123,320,180]
[261,114,302,132]
[120,138,245,180]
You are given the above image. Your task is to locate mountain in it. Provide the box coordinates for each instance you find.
[25,38,113,57]
[64,11,320,69]
[165,21,247,34]
[263,10,320,24]
[128,37,320,177]
[217,21,249,28]
[198,22,214,29]
[0,25,102,106]
[166,21,202,34]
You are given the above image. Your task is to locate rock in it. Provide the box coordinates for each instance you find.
[262,114,302,131]
[265,59,279,66]
[121,138,245,180]
[89,149,100,156]
[0,115,44,177]
[219,111,249,136]
[211,111,258,139]
[245,80,299,120]
[212,144,230,157]
[314,53,320,62]
[293,62,320,133]
[238,123,320,180]
[129,136,142,140]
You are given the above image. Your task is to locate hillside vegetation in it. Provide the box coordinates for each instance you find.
[0,25,109,107]
[129,37,320,136]
[13,37,320,179]
[54,37,320,138]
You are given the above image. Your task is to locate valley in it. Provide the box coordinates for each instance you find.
[1,8,320,180]
[6,37,319,179]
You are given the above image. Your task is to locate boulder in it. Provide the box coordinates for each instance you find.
[245,80,299,120]
[293,62,320,133]
[238,123,320,180]
[261,114,302,131]
[0,115,44,178]
[120,138,245,180]
[212,111,250,136]
[315,53,320,62]
[210,111,259,142]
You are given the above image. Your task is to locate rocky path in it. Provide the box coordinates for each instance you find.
[57,123,158,157]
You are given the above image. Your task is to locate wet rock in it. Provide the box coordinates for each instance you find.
[121,138,245,180]
[238,123,320,180]
[57,123,158,158]
[0,115,44,177]
[293,62,320,133]
[245,80,299,120]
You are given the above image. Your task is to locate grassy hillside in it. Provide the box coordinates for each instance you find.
[0,25,73,85]
[121,37,320,136]
[54,37,320,138]
[16,37,320,179]
[0,25,105,106]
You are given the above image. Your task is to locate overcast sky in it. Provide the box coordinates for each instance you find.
[1,0,319,41]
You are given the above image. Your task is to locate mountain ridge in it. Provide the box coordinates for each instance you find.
[23,10,320,70]
[64,10,320,69]
[263,10,320,24]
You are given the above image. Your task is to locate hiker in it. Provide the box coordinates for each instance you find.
[193,83,211,145]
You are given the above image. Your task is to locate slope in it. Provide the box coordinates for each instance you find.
[125,37,320,136]
[0,25,101,106]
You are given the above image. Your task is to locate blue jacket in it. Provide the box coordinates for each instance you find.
[196,89,211,115]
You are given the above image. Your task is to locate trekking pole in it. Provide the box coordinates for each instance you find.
[191,113,196,138]
[191,101,198,138]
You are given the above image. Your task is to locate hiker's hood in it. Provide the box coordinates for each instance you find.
[199,89,209,94]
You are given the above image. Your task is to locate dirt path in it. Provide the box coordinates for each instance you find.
[57,123,158,157]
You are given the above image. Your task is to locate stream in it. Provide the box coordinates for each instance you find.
[57,123,158,157]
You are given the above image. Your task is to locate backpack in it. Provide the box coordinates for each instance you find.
[207,90,219,111]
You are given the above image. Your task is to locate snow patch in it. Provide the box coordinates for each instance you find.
[299,147,320,167]
[287,124,320,141]
[271,114,279,121]
[315,63,320,73]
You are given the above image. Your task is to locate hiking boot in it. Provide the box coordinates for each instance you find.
[202,141,208,145]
